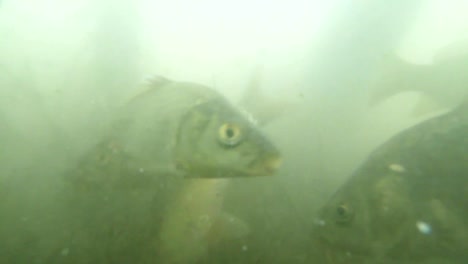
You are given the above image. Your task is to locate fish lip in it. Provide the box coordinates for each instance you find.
[248,153,282,176]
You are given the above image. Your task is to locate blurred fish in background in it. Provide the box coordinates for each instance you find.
[0,1,149,262]
[287,0,425,179]
[0,64,66,168]
[369,37,468,117]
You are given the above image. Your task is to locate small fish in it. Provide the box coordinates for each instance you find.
[67,76,282,188]
[309,99,468,263]
[369,38,468,116]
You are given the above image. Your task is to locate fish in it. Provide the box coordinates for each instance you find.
[309,99,468,263]
[54,74,282,263]
[368,39,468,116]
[155,70,286,264]
[66,75,282,189]
[156,178,249,264]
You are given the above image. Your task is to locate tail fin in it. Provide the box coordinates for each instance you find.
[368,54,427,106]
[454,95,468,114]
[410,95,443,117]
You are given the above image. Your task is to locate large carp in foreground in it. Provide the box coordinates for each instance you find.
[68,76,282,189]
[49,76,282,263]
[309,100,468,263]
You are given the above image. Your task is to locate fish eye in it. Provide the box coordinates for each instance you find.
[335,203,353,224]
[218,123,242,147]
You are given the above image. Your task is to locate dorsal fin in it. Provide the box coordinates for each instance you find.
[125,75,173,104]
[369,53,431,106]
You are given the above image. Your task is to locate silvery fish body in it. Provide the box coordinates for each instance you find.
[67,76,281,189]
[156,178,250,264]
[310,100,468,263]
[50,76,281,263]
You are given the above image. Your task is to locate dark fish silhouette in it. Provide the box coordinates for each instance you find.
[310,99,468,263]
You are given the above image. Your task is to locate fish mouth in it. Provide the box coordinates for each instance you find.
[176,149,282,178]
[248,153,282,176]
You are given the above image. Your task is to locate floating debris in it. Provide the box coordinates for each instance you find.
[416,221,432,235]
[60,248,70,256]
[388,163,406,173]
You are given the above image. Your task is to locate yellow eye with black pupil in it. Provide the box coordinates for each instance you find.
[225,128,235,138]
[218,123,242,147]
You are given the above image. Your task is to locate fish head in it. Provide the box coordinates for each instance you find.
[309,165,413,262]
[173,97,282,178]
[309,181,373,263]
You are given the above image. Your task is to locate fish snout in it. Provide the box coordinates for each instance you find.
[251,151,282,176]
[264,153,282,174]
